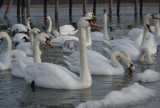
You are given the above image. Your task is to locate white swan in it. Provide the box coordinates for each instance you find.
[12,33,30,47]
[11,23,28,36]
[15,29,40,56]
[103,14,157,64]
[50,12,98,53]
[103,13,157,54]
[24,16,98,89]
[91,9,109,41]
[65,50,134,75]
[149,14,160,46]
[11,32,51,78]
[0,32,26,70]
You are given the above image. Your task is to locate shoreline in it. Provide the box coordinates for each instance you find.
[0,3,159,8]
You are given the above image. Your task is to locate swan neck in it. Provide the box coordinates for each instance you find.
[47,18,52,32]
[5,34,12,52]
[29,31,34,46]
[103,12,109,41]
[79,27,91,83]
[33,39,41,63]
[111,52,125,68]
[27,19,31,31]
[86,27,92,46]
[140,26,147,49]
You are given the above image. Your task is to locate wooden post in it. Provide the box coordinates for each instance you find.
[159,0,160,14]
[139,0,143,16]
[93,0,97,16]
[83,0,87,16]
[0,0,5,9]
[55,0,59,32]
[44,0,47,20]
[17,0,20,23]
[21,0,25,24]
[4,0,13,18]
[134,0,139,16]
[109,0,113,16]
[117,0,120,16]
[27,0,31,17]
[69,0,72,23]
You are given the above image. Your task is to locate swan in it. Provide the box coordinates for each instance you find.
[65,50,134,75]
[103,14,157,64]
[148,14,160,46]
[50,12,98,52]
[24,16,98,89]
[11,23,28,36]
[11,32,52,78]
[103,13,157,54]
[91,9,109,41]
[12,33,30,47]
[103,25,155,64]
[15,29,40,56]
[0,32,26,70]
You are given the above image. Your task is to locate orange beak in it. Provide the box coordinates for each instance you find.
[90,20,101,28]
[45,39,53,48]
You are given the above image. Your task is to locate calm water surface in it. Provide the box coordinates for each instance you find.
[0,6,160,108]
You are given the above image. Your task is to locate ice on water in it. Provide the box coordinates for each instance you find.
[137,69,160,82]
[76,83,156,108]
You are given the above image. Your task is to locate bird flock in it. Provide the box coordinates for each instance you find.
[0,9,160,106]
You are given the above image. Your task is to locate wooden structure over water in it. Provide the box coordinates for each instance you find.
[0,0,159,29]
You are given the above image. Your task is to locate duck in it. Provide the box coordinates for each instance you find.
[24,16,99,89]
[0,32,26,70]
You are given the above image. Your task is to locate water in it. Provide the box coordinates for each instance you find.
[0,6,160,108]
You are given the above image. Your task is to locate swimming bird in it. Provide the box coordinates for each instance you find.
[24,16,99,89]
[0,32,26,70]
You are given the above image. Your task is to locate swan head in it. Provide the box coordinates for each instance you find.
[85,12,96,19]
[45,16,51,24]
[31,28,41,36]
[35,32,53,48]
[151,14,160,19]
[77,16,100,29]
[144,14,153,33]
[26,17,33,29]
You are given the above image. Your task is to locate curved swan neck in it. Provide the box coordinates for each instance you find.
[140,26,147,49]
[86,26,92,46]
[26,19,31,31]
[47,17,52,33]
[111,51,128,68]
[33,37,41,63]
[3,33,12,53]
[103,11,109,41]
[79,26,91,83]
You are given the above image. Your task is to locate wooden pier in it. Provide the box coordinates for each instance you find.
[0,0,159,29]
